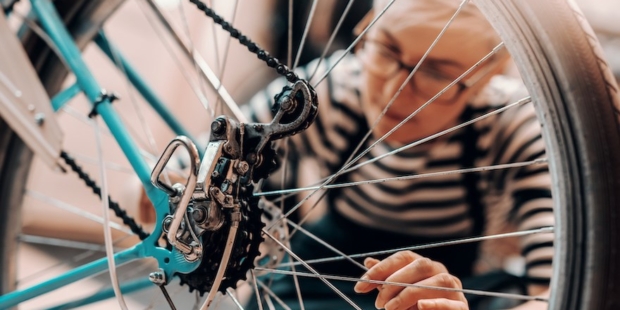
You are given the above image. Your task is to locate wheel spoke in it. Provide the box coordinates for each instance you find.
[139,0,213,116]
[212,0,239,115]
[292,0,318,70]
[307,0,356,82]
[319,0,469,156]
[140,0,247,123]
[226,288,245,310]
[254,267,549,303]
[18,235,125,252]
[66,153,134,174]
[278,226,554,267]
[16,234,133,287]
[323,42,506,185]
[62,105,159,160]
[262,228,361,309]
[101,29,164,170]
[287,0,293,68]
[258,96,533,197]
[284,218,305,310]
[93,118,129,309]
[5,0,569,309]
[176,0,215,117]
[256,279,292,310]
[259,158,547,197]
[312,0,397,87]
[25,190,134,235]
[285,219,366,271]
[250,270,265,310]
[267,42,506,230]
[340,96,532,176]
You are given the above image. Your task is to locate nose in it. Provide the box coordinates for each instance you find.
[382,69,415,100]
[378,70,425,114]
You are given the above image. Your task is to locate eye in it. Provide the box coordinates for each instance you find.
[421,68,452,82]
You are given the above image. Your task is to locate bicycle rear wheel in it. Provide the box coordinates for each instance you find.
[1,0,619,309]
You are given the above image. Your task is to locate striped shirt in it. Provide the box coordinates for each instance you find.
[243,51,554,284]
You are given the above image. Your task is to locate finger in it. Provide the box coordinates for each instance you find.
[418,298,468,310]
[375,258,448,309]
[354,257,381,293]
[355,251,422,293]
[364,257,380,269]
[383,273,466,310]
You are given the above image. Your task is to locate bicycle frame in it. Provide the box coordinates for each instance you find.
[0,0,206,307]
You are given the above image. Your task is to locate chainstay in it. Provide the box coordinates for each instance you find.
[188,0,301,83]
[60,151,149,240]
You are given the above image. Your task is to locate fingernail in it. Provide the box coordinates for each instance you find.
[383,298,399,310]
[354,275,370,292]
[364,257,378,268]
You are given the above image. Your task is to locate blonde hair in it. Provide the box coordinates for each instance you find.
[371,0,502,52]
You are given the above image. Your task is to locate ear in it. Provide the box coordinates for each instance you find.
[353,9,375,37]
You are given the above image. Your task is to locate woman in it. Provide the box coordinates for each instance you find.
[244,0,553,309]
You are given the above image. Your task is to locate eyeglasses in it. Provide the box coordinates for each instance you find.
[356,39,498,102]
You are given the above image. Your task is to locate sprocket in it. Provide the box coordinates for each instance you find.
[177,195,264,295]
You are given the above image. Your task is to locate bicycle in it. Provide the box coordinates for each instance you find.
[1,0,620,309]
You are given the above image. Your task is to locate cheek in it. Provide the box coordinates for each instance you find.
[360,73,383,104]
[418,101,468,131]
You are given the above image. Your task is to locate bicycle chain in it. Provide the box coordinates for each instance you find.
[60,151,149,240]
[2,0,19,14]
[50,0,305,244]
[55,0,305,294]
[188,0,300,83]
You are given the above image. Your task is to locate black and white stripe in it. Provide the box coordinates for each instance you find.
[246,52,554,284]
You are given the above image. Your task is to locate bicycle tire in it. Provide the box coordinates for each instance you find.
[1,0,619,309]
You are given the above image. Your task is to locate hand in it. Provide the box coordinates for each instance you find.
[354,251,468,310]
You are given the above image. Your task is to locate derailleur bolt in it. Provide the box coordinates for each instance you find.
[236,161,250,175]
[149,269,166,286]
[163,217,172,233]
[192,208,206,223]
[281,97,296,113]
[211,119,226,134]
[246,153,257,165]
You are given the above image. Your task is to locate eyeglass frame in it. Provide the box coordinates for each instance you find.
[355,37,505,102]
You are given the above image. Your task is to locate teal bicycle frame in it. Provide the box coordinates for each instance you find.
[0,0,203,307]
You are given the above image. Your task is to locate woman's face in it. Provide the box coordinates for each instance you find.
[358,0,500,145]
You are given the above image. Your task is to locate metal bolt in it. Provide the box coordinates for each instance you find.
[149,269,166,286]
[236,161,250,175]
[282,97,297,113]
[211,171,220,179]
[34,113,45,126]
[211,119,225,134]
[192,208,206,223]
[163,217,172,233]
[246,153,257,165]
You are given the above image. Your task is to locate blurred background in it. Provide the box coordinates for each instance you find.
[5,0,620,308]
